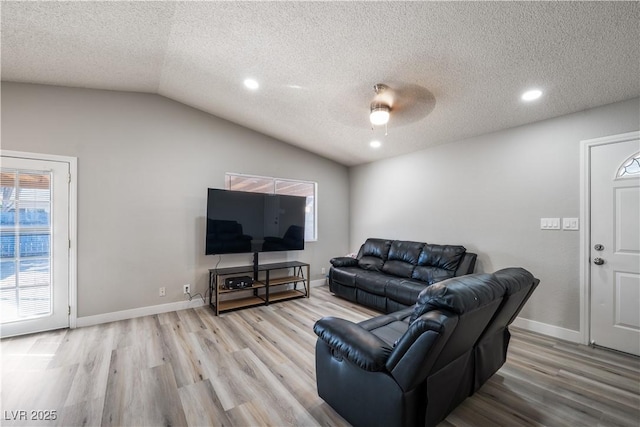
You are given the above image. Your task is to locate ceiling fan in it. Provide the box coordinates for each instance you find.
[330,82,436,131]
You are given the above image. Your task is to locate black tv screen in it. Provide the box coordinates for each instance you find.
[206,188,306,255]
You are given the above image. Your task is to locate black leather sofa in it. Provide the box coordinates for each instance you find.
[314,268,539,427]
[329,238,477,313]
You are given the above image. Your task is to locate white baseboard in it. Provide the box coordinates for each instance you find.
[310,278,326,288]
[76,298,205,328]
[77,281,324,328]
[512,317,582,343]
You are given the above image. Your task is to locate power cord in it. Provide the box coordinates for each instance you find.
[185,254,219,304]
[185,290,207,304]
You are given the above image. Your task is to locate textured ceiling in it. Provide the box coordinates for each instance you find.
[2,1,639,166]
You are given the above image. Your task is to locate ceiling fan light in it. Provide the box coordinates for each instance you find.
[370,105,390,126]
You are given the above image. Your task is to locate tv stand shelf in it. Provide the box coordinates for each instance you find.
[209,261,310,315]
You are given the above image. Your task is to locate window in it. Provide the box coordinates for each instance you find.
[616,152,640,179]
[1,170,52,322]
[225,173,317,241]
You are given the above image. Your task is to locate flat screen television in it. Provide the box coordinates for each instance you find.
[205,188,306,255]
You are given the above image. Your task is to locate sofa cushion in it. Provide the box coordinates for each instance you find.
[368,320,408,347]
[358,307,413,331]
[385,278,429,306]
[410,273,505,323]
[411,266,455,285]
[355,270,390,296]
[412,244,467,284]
[358,238,392,271]
[382,240,424,278]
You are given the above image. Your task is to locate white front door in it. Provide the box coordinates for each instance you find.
[589,134,640,356]
[0,155,70,337]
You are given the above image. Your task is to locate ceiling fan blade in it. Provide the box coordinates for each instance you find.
[389,84,436,126]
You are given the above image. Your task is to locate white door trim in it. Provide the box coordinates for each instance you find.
[579,131,640,346]
[0,150,78,329]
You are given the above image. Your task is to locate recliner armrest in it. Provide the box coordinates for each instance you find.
[314,317,392,371]
[330,257,359,267]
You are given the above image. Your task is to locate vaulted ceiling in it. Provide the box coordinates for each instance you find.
[2,1,639,166]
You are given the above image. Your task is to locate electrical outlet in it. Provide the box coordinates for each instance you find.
[184,284,191,294]
[321,267,326,275]
[159,287,166,297]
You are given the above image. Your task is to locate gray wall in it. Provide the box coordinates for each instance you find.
[1,82,350,317]
[350,97,640,331]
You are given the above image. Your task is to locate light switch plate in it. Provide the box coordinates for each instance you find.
[563,217,579,230]
[541,218,561,230]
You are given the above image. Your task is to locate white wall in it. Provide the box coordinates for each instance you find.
[1,82,350,317]
[350,98,640,332]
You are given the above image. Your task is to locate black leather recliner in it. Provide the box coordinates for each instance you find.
[314,268,539,427]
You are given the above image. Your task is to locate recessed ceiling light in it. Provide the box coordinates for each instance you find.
[370,140,382,148]
[244,79,259,90]
[521,89,542,101]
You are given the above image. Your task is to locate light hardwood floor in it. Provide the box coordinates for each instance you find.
[1,285,639,426]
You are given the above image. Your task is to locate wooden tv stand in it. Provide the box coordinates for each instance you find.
[208,261,310,315]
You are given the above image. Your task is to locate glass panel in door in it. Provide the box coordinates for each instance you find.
[1,170,53,322]
[0,156,69,337]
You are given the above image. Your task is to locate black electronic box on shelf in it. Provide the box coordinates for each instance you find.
[225,276,254,289]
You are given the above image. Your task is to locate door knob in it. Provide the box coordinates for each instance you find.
[593,257,605,265]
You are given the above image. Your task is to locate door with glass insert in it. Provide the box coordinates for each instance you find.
[0,156,69,337]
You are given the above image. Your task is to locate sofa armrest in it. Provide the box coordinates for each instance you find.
[314,317,392,371]
[455,252,477,276]
[330,257,359,267]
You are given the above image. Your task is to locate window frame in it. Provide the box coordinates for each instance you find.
[225,172,318,242]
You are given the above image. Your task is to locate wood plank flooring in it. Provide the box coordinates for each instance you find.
[1,285,639,426]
